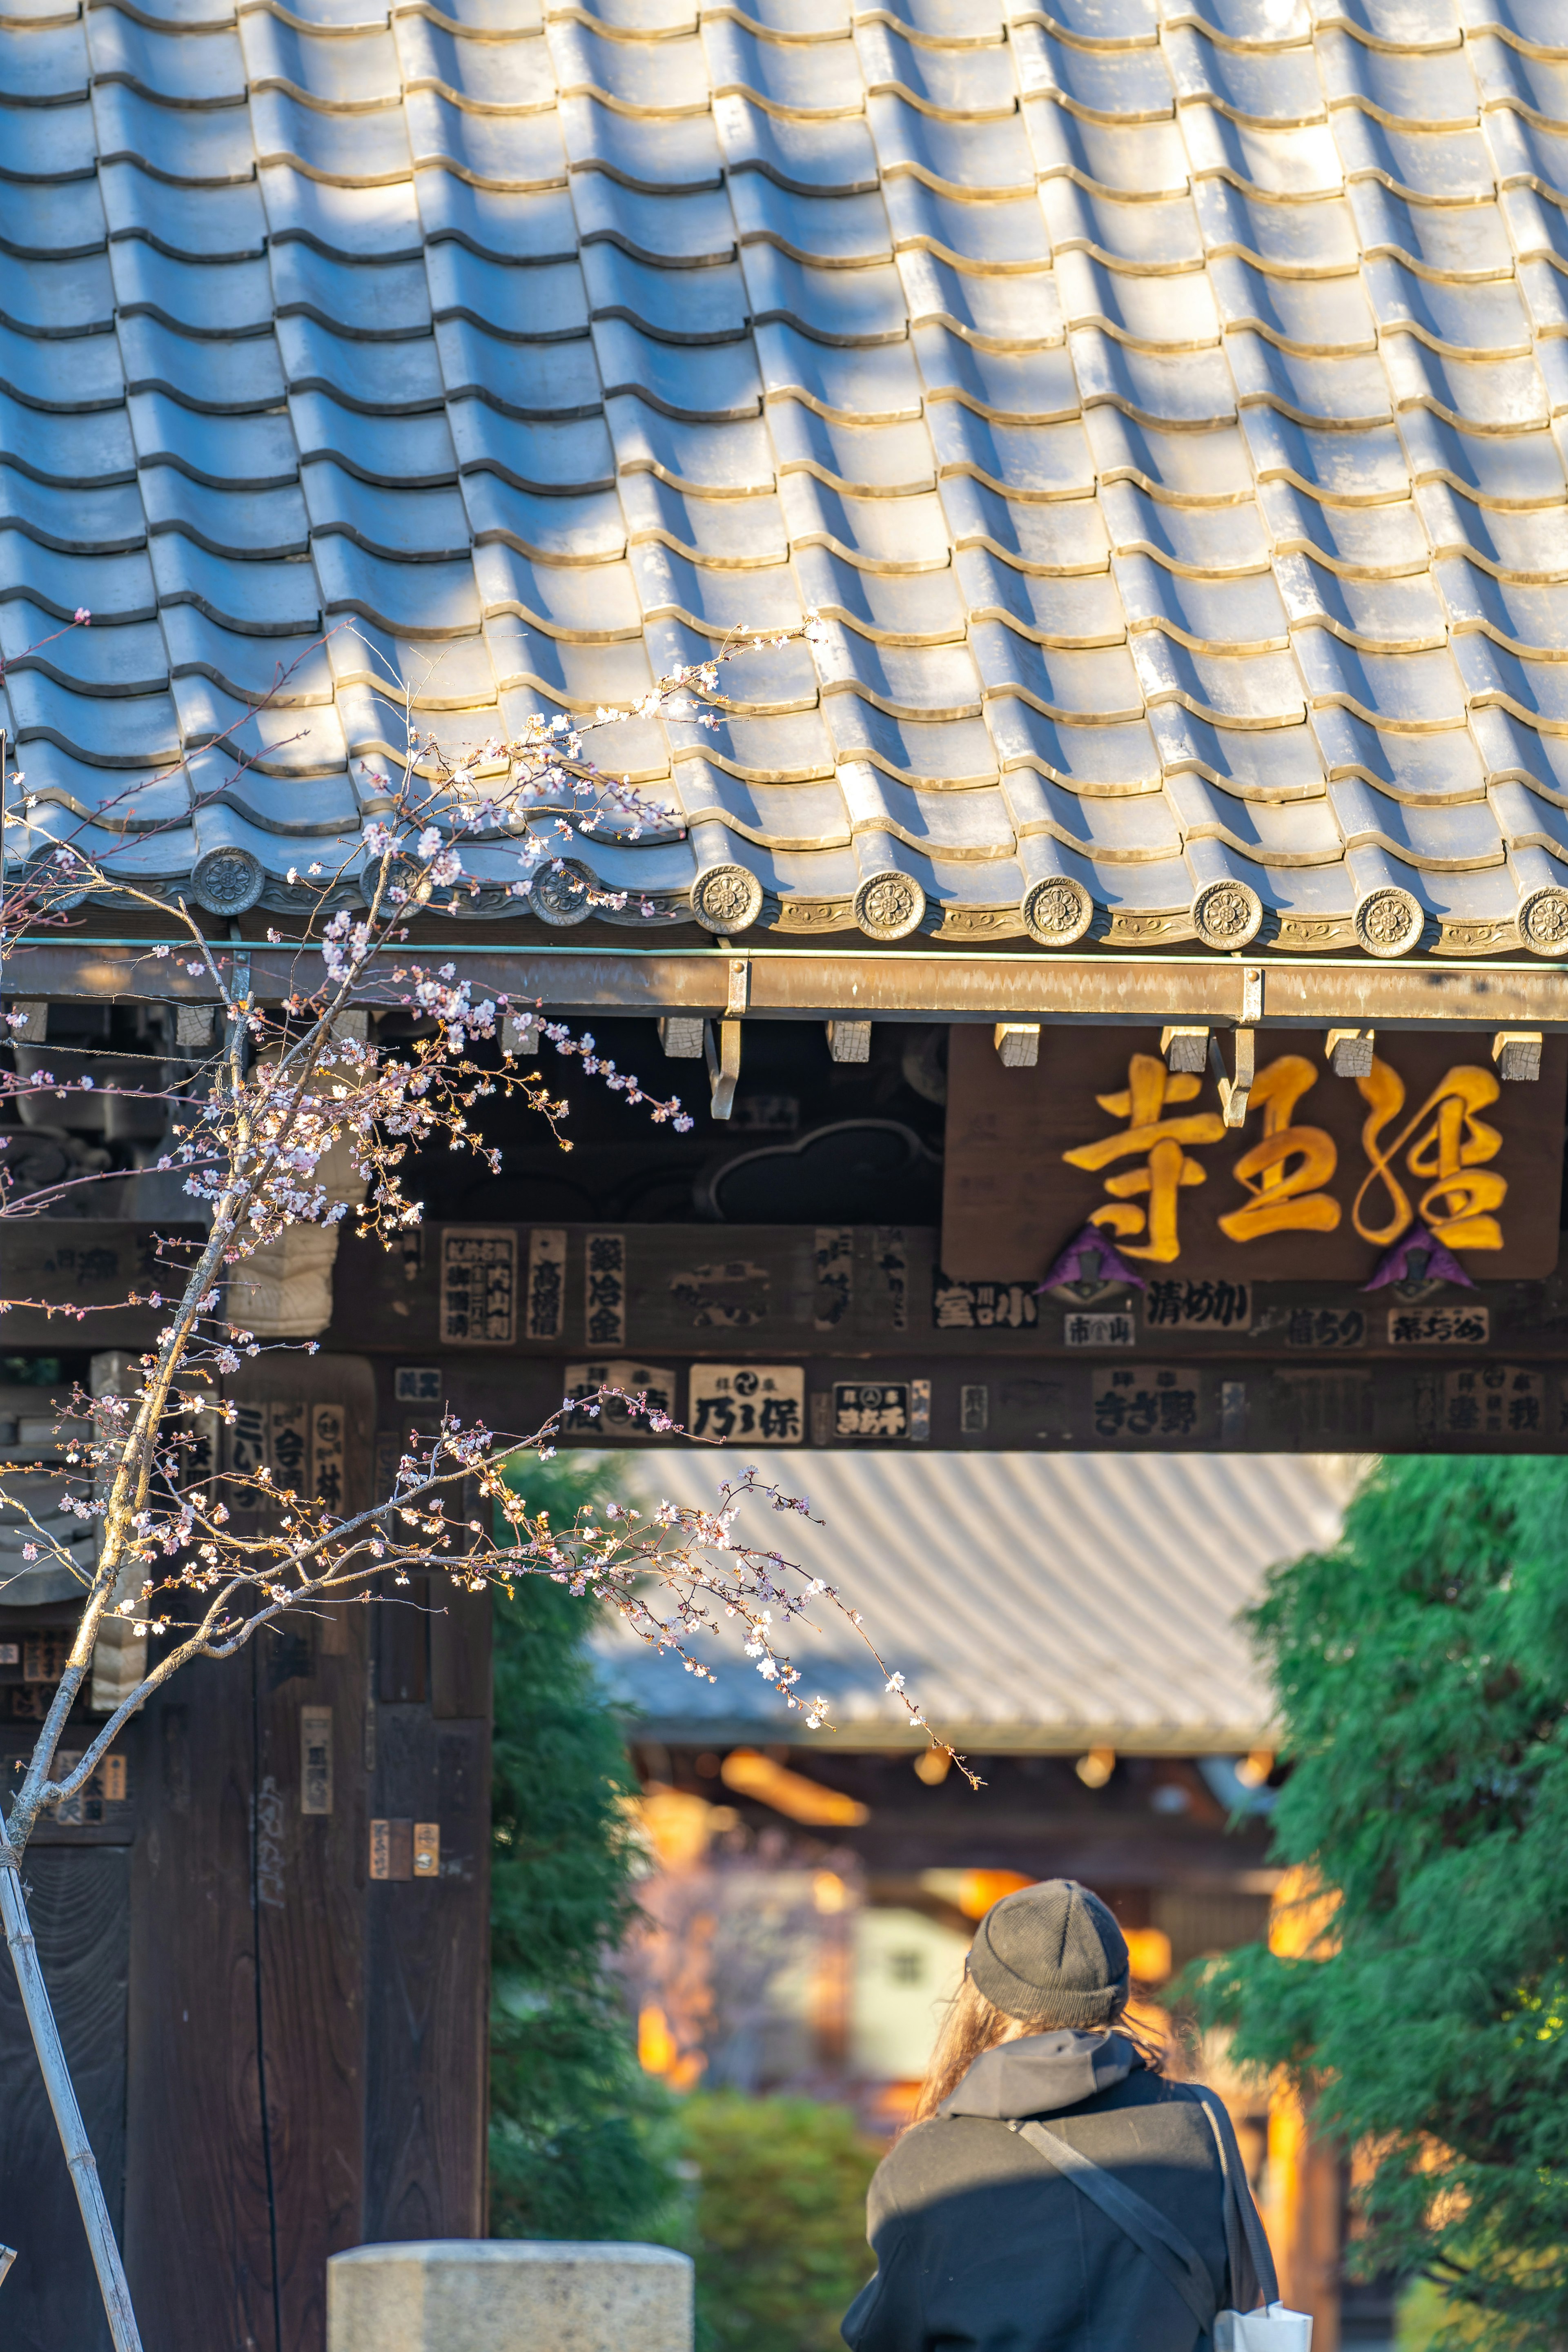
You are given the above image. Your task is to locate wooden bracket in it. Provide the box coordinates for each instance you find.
[993,1022,1040,1068]
[1326,1026,1374,1077]
[227,947,251,1022]
[1209,1028,1255,1127]
[1492,1029,1542,1082]
[705,1018,741,1119]
[224,949,252,1067]
[1160,1025,1208,1074]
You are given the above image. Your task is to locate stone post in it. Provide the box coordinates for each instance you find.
[326,2241,694,2352]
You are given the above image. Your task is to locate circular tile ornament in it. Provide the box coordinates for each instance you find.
[1518,882,1568,958]
[690,862,764,935]
[1353,886,1423,960]
[1191,877,1263,952]
[192,845,264,917]
[1021,875,1094,948]
[530,858,595,927]
[853,869,925,941]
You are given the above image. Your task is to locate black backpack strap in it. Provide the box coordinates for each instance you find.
[1185,2086,1280,2310]
[1013,2118,1219,2339]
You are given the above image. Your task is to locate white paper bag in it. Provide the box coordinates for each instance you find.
[1214,2303,1313,2352]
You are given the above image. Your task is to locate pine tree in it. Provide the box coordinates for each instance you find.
[488,1449,683,2240]
[1196,1458,1568,2350]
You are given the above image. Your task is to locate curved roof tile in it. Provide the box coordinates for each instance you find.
[4,0,1568,957]
[590,1447,1352,1749]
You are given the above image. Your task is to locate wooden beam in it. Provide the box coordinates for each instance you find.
[656,1016,704,1059]
[174,1003,214,1049]
[1325,1027,1374,1077]
[826,1020,871,1063]
[1493,1030,1543,1081]
[1160,1026,1208,1073]
[993,1023,1040,1067]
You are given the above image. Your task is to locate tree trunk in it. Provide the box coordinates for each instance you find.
[0,1850,144,2352]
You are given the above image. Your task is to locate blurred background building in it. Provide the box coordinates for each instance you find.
[596,1450,1380,2351]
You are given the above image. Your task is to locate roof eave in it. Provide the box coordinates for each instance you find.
[19,934,1568,1033]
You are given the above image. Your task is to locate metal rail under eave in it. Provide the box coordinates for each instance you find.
[9,937,1568,1030]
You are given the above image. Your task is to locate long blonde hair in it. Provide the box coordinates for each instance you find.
[908,1974,1163,2129]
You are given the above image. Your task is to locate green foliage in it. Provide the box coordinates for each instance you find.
[486,1448,881,2347]
[681,2093,879,2352]
[488,1448,683,2242]
[1398,2278,1492,2352]
[1193,1458,1568,2352]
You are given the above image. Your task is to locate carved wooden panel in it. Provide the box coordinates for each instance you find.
[942,1026,1568,1283]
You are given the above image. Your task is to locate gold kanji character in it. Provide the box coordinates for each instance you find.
[1218,1056,1341,1243]
[1352,1060,1506,1250]
[1062,1053,1225,1263]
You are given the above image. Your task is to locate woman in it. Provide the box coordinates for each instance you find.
[842,1878,1275,2352]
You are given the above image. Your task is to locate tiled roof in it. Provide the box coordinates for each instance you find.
[8,0,1568,960]
[592,1446,1352,1749]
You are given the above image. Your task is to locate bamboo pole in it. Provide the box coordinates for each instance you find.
[0,1846,144,2352]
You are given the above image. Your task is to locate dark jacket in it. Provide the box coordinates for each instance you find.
[841,2029,1267,2352]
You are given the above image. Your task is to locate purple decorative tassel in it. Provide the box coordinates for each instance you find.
[1362,1225,1476,1293]
[1037,1222,1147,1295]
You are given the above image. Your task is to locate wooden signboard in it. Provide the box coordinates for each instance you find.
[942,1027,1568,1284]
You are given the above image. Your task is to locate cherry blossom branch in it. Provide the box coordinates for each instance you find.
[5,1382,968,1843]
[0,606,887,2352]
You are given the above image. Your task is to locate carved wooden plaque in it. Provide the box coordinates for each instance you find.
[941,1025,1568,1283]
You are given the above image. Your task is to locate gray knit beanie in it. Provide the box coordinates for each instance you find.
[967,1878,1130,2027]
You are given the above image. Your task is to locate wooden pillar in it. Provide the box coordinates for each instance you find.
[1262,1865,1343,2350]
[256,1608,373,2350]
[1262,2083,1342,2352]
[0,1844,133,2350]
[120,1608,491,2347]
[123,1652,276,2350]
[109,1356,492,2352]
[363,1580,492,2242]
